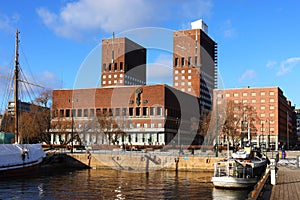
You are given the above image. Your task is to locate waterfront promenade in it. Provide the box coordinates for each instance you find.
[269,166,300,200]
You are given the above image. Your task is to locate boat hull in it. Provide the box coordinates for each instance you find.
[0,144,45,177]
[212,176,258,188]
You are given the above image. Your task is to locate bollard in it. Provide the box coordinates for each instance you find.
[270,158,276,185]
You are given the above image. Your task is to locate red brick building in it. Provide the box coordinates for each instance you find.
[50,20,217,147]
[51,85,200,146]
[214,87,295,150]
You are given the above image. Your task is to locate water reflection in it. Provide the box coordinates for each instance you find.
[0,168,250,199]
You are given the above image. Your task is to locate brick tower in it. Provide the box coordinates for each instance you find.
[173,19,217,111]
[101,36,146,87]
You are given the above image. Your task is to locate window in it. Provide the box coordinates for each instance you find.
[136,123,140,128]
[188,69,191,73]
[188,76,191,80]
[136,107,140,116]
[157,107,162,116]
[143,107,148,116]
[181,76,185,80]
[114,63,117,71]
[181,57,184,67]
[260,113,265,117]
[108,75,111,78]
[72,109,76,117]
[103,64,106,71]
[194,56,198,66]
[175,70,178,74]
[188,88,192,92]
[234,93,238,97]
[242,99,247,103]
[252,99,256,103]
[175,76,178,80]
[188,57,192,66]
[120,62,123,71]
[129,108,134,116]
[109,108,113,116]
[151,123,155,128]
[122,108,127,116]
[270,98,275,103]
[175,58,179,67]
[175,82,178,86]
[181,70,185,74]
[84,109,88,117]
[226,93,230,97]
[158,123,162,128]
[261,99,265,103]
[188,82,191,86]
[243,93,247,97]
[102,108,107,115]
[270,106,275,110]
[270,91,275,96]
[115,108,120,116]
[260,106,265,110]
[150,107,155,116]
[143,123,148,128]
[77,109,82,117]
[59,109,64,117]
[90,109,94,117]
[96,108,101,115]
[261,91,265,96]
[108,64,112,71]
[251,92,256,96]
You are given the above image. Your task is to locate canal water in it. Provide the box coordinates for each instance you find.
[0,168,250,199]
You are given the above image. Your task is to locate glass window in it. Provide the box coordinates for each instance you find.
[181,57,184,67]
[150,107,155,116]
[115,108,120,116]
[120,62,123,71]
[194,56,198,66]
[59,109,64,117]
[157,107,162,116]
[90,109,94,117]
[143,107,148,116]
[129,108,134,116]
[66,109,70,117]
[136,107,140,116]
[188,57,192,66]
[84,109,88,117]
[77,109,82,117]
[175,58,179,67]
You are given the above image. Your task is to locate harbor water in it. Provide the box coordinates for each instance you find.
[0,168,251,199]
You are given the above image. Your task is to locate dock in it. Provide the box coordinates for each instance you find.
[269,166,300,200]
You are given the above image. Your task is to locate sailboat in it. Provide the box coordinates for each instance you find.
[0,29,45,176]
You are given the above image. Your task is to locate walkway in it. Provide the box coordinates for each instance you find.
[269,166,300,200]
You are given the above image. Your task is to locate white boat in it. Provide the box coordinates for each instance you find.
[211,148,268,189]
[0,30,45,176]
[0,144,45,175]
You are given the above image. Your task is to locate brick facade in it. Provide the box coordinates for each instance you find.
[214,87,294,150]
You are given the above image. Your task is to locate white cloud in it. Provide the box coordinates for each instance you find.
[0,13,19,33]
[238,69,256,82]
[147,53,172,84]
[266,60,277,69]
[222,19,236,38]
[37,0,213,39]
[276,57,300,76]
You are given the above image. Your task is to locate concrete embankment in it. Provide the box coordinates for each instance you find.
[67,151,219,172]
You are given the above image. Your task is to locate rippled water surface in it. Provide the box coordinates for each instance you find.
[0,168,250,199]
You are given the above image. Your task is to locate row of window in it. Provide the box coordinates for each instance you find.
[227,91,275,97]
[55,106,164,118]
[53,122,164,130]
[174,69,193,74]
[174,56,198,67]
[103,62,124,72]
[231,99,276,104]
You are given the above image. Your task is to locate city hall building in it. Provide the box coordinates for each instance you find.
[50,20,218,147]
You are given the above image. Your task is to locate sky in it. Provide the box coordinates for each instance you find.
[0,0,300,112]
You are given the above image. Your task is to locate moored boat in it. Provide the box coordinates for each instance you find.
[211,148,268,189]
[0,30,45,176]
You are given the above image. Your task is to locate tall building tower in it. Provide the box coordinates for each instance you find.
[173,19,217,111]
[101,36,146,87]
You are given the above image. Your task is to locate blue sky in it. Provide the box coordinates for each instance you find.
[0,0,300,111]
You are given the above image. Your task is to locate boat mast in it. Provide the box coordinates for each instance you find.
[14,29,20,143]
